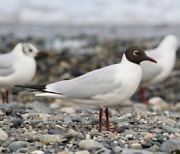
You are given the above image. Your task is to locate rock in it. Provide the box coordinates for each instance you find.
[39,113,51,121]
[8,141,27,152]
[162,125,180,133]
[16,148,30,153]
[148,97,169,112]
[32,150,45,154]
[40,134,62,144]
[31,101,51,113]
[120,148,154,154]
[79,139,104,150]
[65,129,80,139]
[164,118,177,126]
[130,143,142,149]
[0,128,8,141]
[144,133,156,140]
[11,117,23,128]
[174,103,180,111]
[75,150,90,154]
[161,138,180,153]
[50,101,61,110]
[60,107,76,114]
[57,151,70,154]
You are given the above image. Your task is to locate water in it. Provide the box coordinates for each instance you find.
[0,0,180,26]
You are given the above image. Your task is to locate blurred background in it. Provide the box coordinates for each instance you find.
[0,0,179,103]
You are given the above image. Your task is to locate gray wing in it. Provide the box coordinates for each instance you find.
[46,64,122,99]
[0,68,15,77]
[0,53,15,68]
[141,61,163,83]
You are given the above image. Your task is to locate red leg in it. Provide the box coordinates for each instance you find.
[140,87,148,104]
[105,107,110,131]
[2,92,5,103]
[98,108,103,132]
[5,90,9,103]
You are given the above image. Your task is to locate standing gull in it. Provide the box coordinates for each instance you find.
[0,43,40,103]
[16,46,157,132]
[140,35,179,103]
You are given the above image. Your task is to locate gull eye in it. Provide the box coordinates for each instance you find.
[29,49,33,52]
[133,51,139,55]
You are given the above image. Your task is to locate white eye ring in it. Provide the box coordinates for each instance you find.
[133,51,138,55]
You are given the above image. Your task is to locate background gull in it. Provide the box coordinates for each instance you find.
[0,43,39,103]
[140,34,179,103]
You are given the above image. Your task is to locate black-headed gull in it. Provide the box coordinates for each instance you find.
[140,35,179,103]
[16,46,157,132]
[0,43,40,103]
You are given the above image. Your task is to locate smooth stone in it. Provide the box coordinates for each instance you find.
[16,148,30,153]
[79,139,104,150]
[32,101,51,113]
[8,141,27,152]
[161,138,180,153]
[64,116,72,124]
[144,133,156,140]
[39,113,51,121]
[162,125,180,133]
[0,128,8,141]
[130,143,142,149]
[164,118,177,126]
[75,150,90,154]
[120,148,154,154]
[65,129,80,139]
[40,134,62,144]
[148,97,169,112]
[60,107,76,114]
[50,102,61,110]
[32,150,45,154]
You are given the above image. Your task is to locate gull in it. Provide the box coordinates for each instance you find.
[0,43,41,103]
[140,35,179,103]
[16,46,157,132]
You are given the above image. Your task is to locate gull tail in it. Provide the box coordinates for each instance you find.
[15,85,46,92]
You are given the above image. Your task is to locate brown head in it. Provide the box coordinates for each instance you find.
[125,46,157,64]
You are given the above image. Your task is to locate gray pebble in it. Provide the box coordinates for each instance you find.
[0,128,8,141]
[79,139,104,150]
[161,138,180,153]
[40,134,62,144]
[162,124,180,133]
[8,141,27,152]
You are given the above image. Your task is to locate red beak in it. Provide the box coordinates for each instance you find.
[145,56,157,63]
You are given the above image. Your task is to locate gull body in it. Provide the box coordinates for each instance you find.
[17,46,157,131]
[140,35,179,102]
[0,43,39,102]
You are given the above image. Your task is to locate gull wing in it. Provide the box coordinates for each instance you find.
[46,64,122,99]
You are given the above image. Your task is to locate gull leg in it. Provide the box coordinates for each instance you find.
[5,90,9,103]
[98,108,103,132]
[105,107,110,131]
[140,87,148,104]
[2,92,5,103]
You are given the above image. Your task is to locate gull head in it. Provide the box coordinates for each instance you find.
[159,34,179,51]
[125,46,157,64]
[13,43,39,58]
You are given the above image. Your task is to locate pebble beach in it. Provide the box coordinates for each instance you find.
[0,26,180,154]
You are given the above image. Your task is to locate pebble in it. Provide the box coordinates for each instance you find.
[60,107,76,114]
[160,138,180,153]
[40,134,62,144]
[31,101,51,113]
[148,97,169,112]
[32,150,45,154]
[162,124,180,133]
[65,129,80,139]
[144,133,156,140]
[75,150,90,154]
[79,139,104,150]
[8,141,27,152]
[0,128,8,141]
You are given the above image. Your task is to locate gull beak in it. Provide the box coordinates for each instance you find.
[37,51,49,57]
[144,56,157,63]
